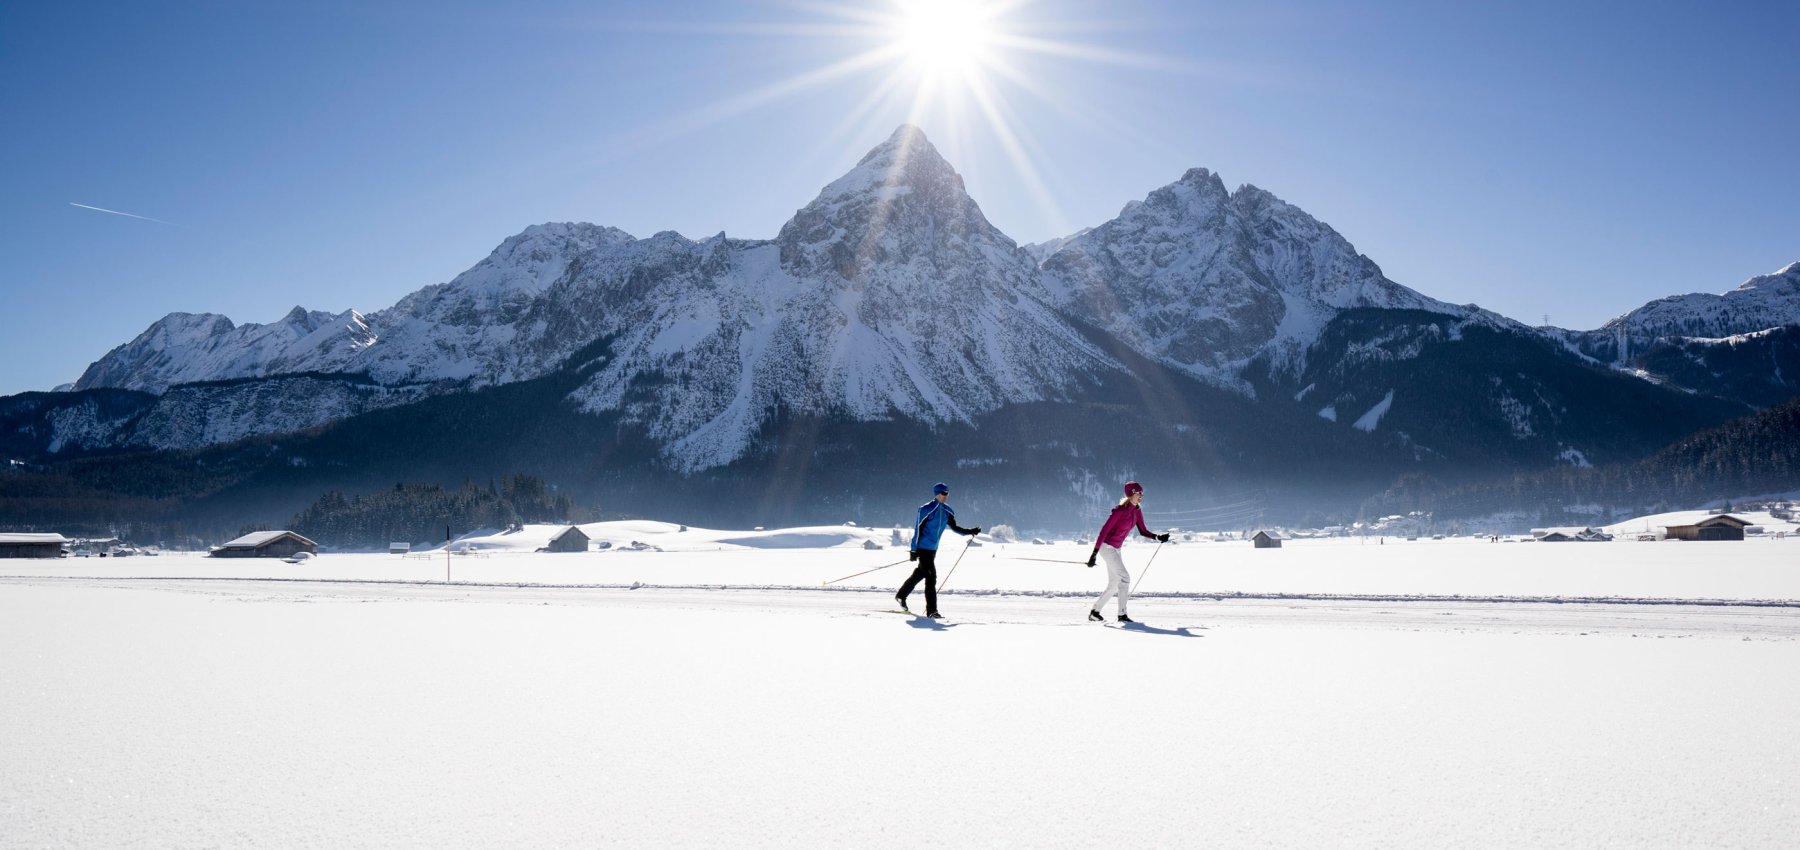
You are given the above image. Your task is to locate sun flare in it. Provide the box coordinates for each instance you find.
[894,0,997,83]
[623,0,1179,236]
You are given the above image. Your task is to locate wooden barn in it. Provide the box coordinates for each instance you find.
[1252,530,1284,549]
[1533,527,1609,542]
[0,532,69,559]
[544,526,590,553]
[1663,514,1750,542]
[211,530,318,558]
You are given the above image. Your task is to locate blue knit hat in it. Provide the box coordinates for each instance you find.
[933,482,950,495]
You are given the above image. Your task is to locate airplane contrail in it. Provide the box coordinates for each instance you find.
[68,202,177,225]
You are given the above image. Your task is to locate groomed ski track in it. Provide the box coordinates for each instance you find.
[5,575,1795,640]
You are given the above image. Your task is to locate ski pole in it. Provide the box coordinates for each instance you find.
[1134,539,1167,591]
[821,556,912,586]
[1004,556,1090,565]
[936,536,976,593]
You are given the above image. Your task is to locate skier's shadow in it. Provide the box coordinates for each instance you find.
[1116,622,1203,638]
[904,616,959,631]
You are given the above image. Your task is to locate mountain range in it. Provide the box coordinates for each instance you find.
[3,126,1796,530]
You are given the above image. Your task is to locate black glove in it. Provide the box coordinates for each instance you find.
[1157,533,1170,543]
[968,526,981,535]
[1085,552,1097,568]
[909,549,919,562]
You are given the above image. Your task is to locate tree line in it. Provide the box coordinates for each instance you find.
[288,475,587,550]
[1360,394,1800,524]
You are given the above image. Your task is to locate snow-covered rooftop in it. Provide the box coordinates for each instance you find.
[219,530,310,548]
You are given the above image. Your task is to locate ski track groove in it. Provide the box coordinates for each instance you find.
[2,575,1797,640]
[1,573,1796,608]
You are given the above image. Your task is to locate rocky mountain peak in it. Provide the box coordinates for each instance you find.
[776,125,1014,282]
[1737,261,1800,294]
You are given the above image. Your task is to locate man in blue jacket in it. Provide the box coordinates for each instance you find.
[897,482,980,618]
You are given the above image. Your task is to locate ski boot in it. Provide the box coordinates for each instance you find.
[1117,614,1136,624]
[1088,610,1105,622]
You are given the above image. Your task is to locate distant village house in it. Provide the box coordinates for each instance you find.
[1532,526,1611,542]
[542,526,590,553]
[1252,530,1284,549]
[0,532,70,559]
[211,531,318,558]
[1662,514,1749,542]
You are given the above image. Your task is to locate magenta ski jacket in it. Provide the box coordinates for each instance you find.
[1094,503,1155,549]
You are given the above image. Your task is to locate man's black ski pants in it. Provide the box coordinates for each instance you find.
[898,548,939,613]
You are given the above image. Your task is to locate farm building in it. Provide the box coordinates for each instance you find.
[1252,531,1284,549]
[0,533,69,559]
[1663,515,1750,542]
[544,526,590,553]
[1533,527,1610,542]
[211,531,318,558]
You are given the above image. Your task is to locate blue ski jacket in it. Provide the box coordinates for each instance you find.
[911,500,975,551]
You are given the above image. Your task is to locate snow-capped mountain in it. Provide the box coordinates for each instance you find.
[29,125,1782,490]
[73,223,637,394]
[1573,262,1800,363]
[1548,262,1800,406]
[558,125,1119,468]
[1036,169,1506,392]
[74,308,378,394]
[62,127,1121,469]
[1021,228,1091,265]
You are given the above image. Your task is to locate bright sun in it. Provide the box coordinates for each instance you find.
[628,0,1172,234]
[894,0,997,83]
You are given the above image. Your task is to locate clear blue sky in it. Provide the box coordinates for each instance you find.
[2,0,1795,395]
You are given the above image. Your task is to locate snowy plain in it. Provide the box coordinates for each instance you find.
[3,531,1797,848]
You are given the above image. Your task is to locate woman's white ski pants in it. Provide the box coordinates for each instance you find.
[1093,544,1130,615]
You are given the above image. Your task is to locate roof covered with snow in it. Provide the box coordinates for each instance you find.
[220,530,314,549]
[0,533,70,544]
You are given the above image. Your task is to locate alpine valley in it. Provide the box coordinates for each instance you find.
[4,126,1797,534]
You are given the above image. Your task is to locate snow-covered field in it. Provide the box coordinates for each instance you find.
[3,532,1797,848]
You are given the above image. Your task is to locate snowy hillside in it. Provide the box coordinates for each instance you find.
[1547,262,1800,405]
[64,128,1121,466]
[1035,169,1503,391]
[41,126,1782,476]
[1575,261,1800,363]
[562,125,1119,469]
[74,308,378,394]
[7,548,1797,848]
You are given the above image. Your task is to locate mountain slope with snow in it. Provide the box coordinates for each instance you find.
[1555,262,1800,404]
[1576,262,1800,362]
[558,126,1118,468]
[35,126,1777,486]
[1035,169,1508,392]
[64,127,1122,469]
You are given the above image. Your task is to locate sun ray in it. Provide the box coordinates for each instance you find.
[612,43,908,153]
[985,32,1206,73]
[963,71,1073,237]
[555,0,1209,251]
[818,61,919,152]
[980,54,1198,178]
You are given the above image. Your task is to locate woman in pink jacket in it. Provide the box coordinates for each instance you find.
[1087,481,1169,623]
